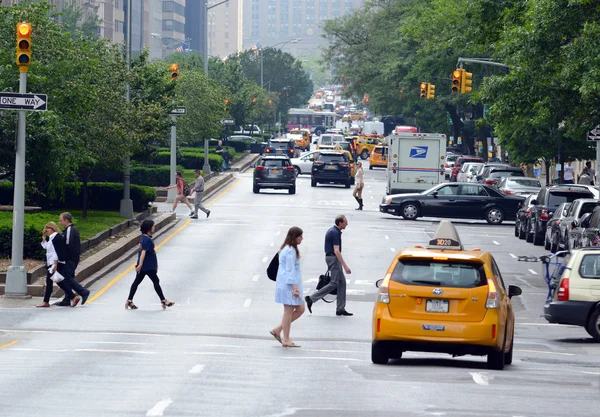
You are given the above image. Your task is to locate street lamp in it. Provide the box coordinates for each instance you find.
[204,0,229,76]
[260,38,301,88]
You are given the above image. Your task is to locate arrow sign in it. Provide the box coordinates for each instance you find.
[0,92,47,111]
[587,125,600,141]
[168,106,187,115]
[220,118,235,125]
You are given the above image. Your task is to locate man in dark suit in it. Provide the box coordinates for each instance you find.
[57,212,90,306]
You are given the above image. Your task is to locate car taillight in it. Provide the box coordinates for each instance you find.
[484,178,497,185]
[377,274,391,304]
[557,278,569,301]
[255,166,265,171]
[285,166,295,171]
[593,234,600,247]
[314,161,324,166]
[265,148,271,153]
[504,190,515,195]
[526,209,531,215]
[445,162,450,168]
[540,210,550,221]
[486,279,498,309]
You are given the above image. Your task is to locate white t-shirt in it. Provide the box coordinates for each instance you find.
[564,165,574,181]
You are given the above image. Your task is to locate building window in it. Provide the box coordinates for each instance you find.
[319,0,328,22]
[225,32,229,39]
[162,19,185,33]
[225,42,229,49]
[162,1,185,16]
[331,0,341,18]
[115,20,124,33]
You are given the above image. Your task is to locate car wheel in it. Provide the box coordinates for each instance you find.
[586,307,600,342]
[351,177,355,185]
[518,221,526,240]
[487,333,506,370]
[371,342,389,365]
[401,203,420,220]
[253,184,260,194]
[533,229,544,246]
[550,232,558,253]
[361,150,369,160]
[544,233,551,250]
[311,179,317,187]
[289,186,296,195]
[514,221,519,237]
[504,334,514,365]
[344,180,351,188]
[526,220,534,243]
[369,165,373,170]
[485,207,504,225]
[293,166,301,177]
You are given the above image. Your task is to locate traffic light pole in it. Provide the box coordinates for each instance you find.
[5,71,29,297]
[119,0,134,218]
[167,113,177,203]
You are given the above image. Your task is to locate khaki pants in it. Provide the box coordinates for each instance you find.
[353,183,364,199]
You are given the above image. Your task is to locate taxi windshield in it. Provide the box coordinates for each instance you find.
[391,260,487,288]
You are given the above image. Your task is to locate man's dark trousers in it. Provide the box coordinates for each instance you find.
[65,260,89,297]
[308,255,347,311]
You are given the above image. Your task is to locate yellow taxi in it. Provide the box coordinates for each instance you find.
[288,129,311,151]
[315,145,356,182]
[369,145,387,170]
[356,136,382,160]
[372,220,522,370]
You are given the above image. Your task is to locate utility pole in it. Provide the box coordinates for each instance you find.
[119,0,134,218]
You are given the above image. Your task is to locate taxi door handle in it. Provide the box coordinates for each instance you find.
[448,199,457,202]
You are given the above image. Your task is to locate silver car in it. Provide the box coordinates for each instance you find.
[497,177,542,196]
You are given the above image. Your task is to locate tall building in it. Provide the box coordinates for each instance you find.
[243,0,365,55]
[207,0,243,58]
[161,0,186,55]
[184,0,205,57]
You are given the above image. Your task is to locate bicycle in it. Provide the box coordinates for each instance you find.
[517,251,571,302]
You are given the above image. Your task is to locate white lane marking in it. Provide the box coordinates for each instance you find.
[493,241,500,245]
[385,235,389,240]
[353,280,373,285]
[262,256,268,263]
[243,299,252,308]
[88,341,150,345]
[12,348,157,354]
[469,372,489,385]
[390,248,396,252]
[252,275,260,282]
[146,399,173,416]
[509,253,517,259]
[283,356,363,362]
[528,269,538,275]
[188,364,205,374]
[370,196,374,199]
[517,349,575,356]
[270,242,274,247]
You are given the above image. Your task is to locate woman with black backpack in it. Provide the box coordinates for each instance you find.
[165,171,193,215]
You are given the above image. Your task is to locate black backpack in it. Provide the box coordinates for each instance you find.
[266,253,279,281]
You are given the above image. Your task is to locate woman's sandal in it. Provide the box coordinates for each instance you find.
[161,300,175,310]
[282,342,301,348]
[269,330,282,344]
[125,300,138,310]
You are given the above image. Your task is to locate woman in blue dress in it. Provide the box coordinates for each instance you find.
[270,226,305,347]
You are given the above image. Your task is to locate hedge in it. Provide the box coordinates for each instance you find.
[87,165,186,187]
[0,182,155,212]
[0,224,45,260]
[154,151,223,172]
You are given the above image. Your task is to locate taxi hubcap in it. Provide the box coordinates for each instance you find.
[489,209,501,223]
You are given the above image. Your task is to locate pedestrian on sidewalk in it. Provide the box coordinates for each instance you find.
[564,162,575,184]
[165,171,194,215]
[586,161,595,185]
[125,220,175,310]
[270,226,305,348]
[36,222,78,308]
[353,161,364,210]
[55,213,90,306]
[190,169,211,219]
[305,215,353,317]
[578,167,592,185]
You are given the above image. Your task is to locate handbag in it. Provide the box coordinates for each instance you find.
[48,266,64,283]
[316,268,337,303]
[266,252,279,281]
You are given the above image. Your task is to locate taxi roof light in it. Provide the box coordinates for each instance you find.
[426,220,463,250]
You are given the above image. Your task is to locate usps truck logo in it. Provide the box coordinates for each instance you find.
[409,146,428,158]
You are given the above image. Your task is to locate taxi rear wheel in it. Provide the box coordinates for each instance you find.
[487,333,506,370]
[371,342,389,365]
[361,150,370,160]
[401,203,420,220]
[504,334,514,365]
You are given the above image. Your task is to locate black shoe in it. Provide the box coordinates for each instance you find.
[81,291,90,305]
[206,210,211,218]
[336,310,353,316]
[305,296,313,314]
[54,299,71,307]
[190,215,198,219]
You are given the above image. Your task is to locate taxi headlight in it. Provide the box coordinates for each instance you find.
[382,196,393,205]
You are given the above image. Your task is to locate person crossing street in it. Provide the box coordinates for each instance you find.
[353,161,364,210]
[190,169,211,219]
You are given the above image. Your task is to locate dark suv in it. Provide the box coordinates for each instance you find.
[264,139,296,158]
[311,151,352,188]
[527,186,594,245]
[253,155,296,194]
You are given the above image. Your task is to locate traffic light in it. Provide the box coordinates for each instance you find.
[251,97,257,103]
[170,64,178,80]
[16,22,32,72]
[420,82,428,98]
[224,98,230,111]
[451,69,462,93]
[461,70,473,94]
[427,83,435,99]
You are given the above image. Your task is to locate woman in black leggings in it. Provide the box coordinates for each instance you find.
[125,219,175,310]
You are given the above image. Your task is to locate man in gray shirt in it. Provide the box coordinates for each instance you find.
[190,169,211,219]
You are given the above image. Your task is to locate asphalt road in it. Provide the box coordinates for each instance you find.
[0,160,598,417]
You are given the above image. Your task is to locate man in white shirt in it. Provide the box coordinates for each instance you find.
[564,162,574,184]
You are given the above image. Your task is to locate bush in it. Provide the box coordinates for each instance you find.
[154,151,223,172]
[0,224,45,260]
[0,182,155,212]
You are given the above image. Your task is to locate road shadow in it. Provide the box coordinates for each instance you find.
[387,356,489,370]
[380,217,515,227]
[552,337,599,345]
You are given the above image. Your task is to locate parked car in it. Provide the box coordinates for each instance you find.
[516,194,539,239]
[498,177,542,197]
[557,199,600,251]
[544,202,571,252]
[544,248,600,341]
[572,206,600,249]
[311,150,352,188]
[380,183,522,224]
[527,186,595,245]
[253,155,296,194]
[264,139,296,158]
[456,162,484,183]
[476,163,511,183]
[483,167,525,186]
[234,125,262,136]
[450,157,484,182]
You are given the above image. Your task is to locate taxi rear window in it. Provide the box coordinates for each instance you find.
[391,260,486,288]
[318,154,347,163]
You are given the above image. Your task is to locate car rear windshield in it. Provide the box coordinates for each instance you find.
[391,259,487,288]
[318,154,347,163]
[548,191,594,206]
[508,178,541,187]
[490,170,524,178]
[260,159,289,167]
[270,141,291,149]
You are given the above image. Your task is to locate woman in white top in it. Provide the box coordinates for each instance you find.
[36,222,77,308]
[353,161,365,210]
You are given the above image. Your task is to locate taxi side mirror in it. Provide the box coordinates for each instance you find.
[508,285,522,299]
[375,279,383,288]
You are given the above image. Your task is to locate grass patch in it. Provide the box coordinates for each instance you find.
[0,210,131,241]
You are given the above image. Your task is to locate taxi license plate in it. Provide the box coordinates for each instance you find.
[426,299,449,313]
[277,150,283,154]
[271,169,280,174]
[325,165,337,170]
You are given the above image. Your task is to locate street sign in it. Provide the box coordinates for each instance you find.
[0,92,47,111]
[220,118,235,125]
[168,106,187,115]
[587,125,600,141]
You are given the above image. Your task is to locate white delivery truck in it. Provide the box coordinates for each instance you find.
[386,132,447,195]
[362,121,384,136]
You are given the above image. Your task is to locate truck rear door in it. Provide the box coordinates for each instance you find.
[398,138,442,186]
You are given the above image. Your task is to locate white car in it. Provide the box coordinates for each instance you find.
[457,162,484,183]
[566,184,600,199]
[234,125,262,136]
[290,150,320,176]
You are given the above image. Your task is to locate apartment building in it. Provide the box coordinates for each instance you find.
[243,0,365,55]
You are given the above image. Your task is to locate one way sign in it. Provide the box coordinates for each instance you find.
[0,92,47,111]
